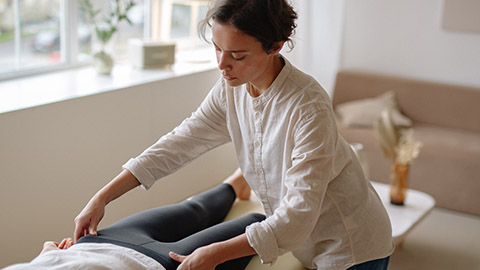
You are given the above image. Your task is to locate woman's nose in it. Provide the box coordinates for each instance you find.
[217,52,231,71]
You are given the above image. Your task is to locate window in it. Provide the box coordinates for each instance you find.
[0,0,64,76]
[0,0,210,81]
[152,0,211,50]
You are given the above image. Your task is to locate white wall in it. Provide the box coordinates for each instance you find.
[285,0,346,95]
[0,69,239,267]
[289,0,480,92]
[341,0,480,88]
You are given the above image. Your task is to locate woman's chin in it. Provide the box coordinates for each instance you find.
[225,78,245,87]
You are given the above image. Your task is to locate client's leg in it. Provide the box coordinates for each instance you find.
[106,171,251,243]
[80,184,238,245]
[78,173,258,269]
[147,213,266,270]
[223,168,251,200]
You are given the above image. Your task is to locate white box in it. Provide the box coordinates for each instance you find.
[128,39,176,68]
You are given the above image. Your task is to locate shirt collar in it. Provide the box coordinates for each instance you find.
[248,55,292,103]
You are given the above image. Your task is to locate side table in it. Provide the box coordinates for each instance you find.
[371,181,436,246]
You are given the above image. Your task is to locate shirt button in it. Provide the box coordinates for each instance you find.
[253,99,259,105]
[255,112,261,119]
[312,182,318,188]
[254,140,261,147]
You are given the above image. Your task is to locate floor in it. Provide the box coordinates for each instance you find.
[389,208,480,270]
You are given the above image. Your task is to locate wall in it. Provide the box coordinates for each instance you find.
[284,0,346,96]
[290,0,480,91]
[0,69,239,267]
[341,0,480,88]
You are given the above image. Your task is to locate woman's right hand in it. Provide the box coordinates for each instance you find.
[73,195,106,242]
[73,170,142,242]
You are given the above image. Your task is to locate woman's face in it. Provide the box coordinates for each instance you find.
[212,21,279,90]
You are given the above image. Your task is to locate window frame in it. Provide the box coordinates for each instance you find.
[0,0,83,81]
[151,0,210,50]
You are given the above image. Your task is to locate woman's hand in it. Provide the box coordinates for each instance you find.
[73,169,141,242]
[170,234,256,270]
[40,238,74,255]
[73,195,106,242]
[169,245,223,270]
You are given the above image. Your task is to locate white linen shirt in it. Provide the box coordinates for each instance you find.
[123,58,394,270]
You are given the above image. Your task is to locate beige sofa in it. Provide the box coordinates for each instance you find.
[332,70,480,216]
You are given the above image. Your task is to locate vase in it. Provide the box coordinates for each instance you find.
[390,162,410,205]
[93,50,114,75]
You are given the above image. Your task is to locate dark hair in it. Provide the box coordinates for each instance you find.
[199,0,298,52]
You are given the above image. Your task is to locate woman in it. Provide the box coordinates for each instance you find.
[75,1,394,269]
[4,174,264,270]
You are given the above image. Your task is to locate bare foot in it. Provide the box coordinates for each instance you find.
[224,168,251,200]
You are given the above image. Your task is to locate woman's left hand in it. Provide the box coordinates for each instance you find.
[169,245,223,270]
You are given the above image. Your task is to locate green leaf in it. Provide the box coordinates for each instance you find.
[83,0,137,46]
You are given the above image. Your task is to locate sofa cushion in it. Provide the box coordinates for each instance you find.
[332,70,480,133]
[335,91,412,128]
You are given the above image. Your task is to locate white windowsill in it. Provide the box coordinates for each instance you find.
[0,50,218,115]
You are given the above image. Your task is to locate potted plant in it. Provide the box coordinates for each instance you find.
[80,0,136,75]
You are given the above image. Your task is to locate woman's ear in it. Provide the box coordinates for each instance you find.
[268,41,285,55]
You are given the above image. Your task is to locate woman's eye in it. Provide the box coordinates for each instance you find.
[232,54,245,60]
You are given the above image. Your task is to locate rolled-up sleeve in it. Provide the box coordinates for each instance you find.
[246,106,340,264]
[123,79,230,189]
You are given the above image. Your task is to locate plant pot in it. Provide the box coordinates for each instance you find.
[390,162,409,205]
[93,50,114,75]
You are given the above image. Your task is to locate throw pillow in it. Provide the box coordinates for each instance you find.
[335,91,412,128]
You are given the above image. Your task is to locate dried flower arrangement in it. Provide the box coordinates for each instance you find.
[374,109,422,165]
[374,109,422,205]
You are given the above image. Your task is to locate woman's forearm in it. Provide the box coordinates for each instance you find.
[170,233,257,269]
[212,233,256,265]
[94,169,141,205]
[74,169,141,241]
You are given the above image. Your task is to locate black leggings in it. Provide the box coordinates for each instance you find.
[77,184,266,270]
